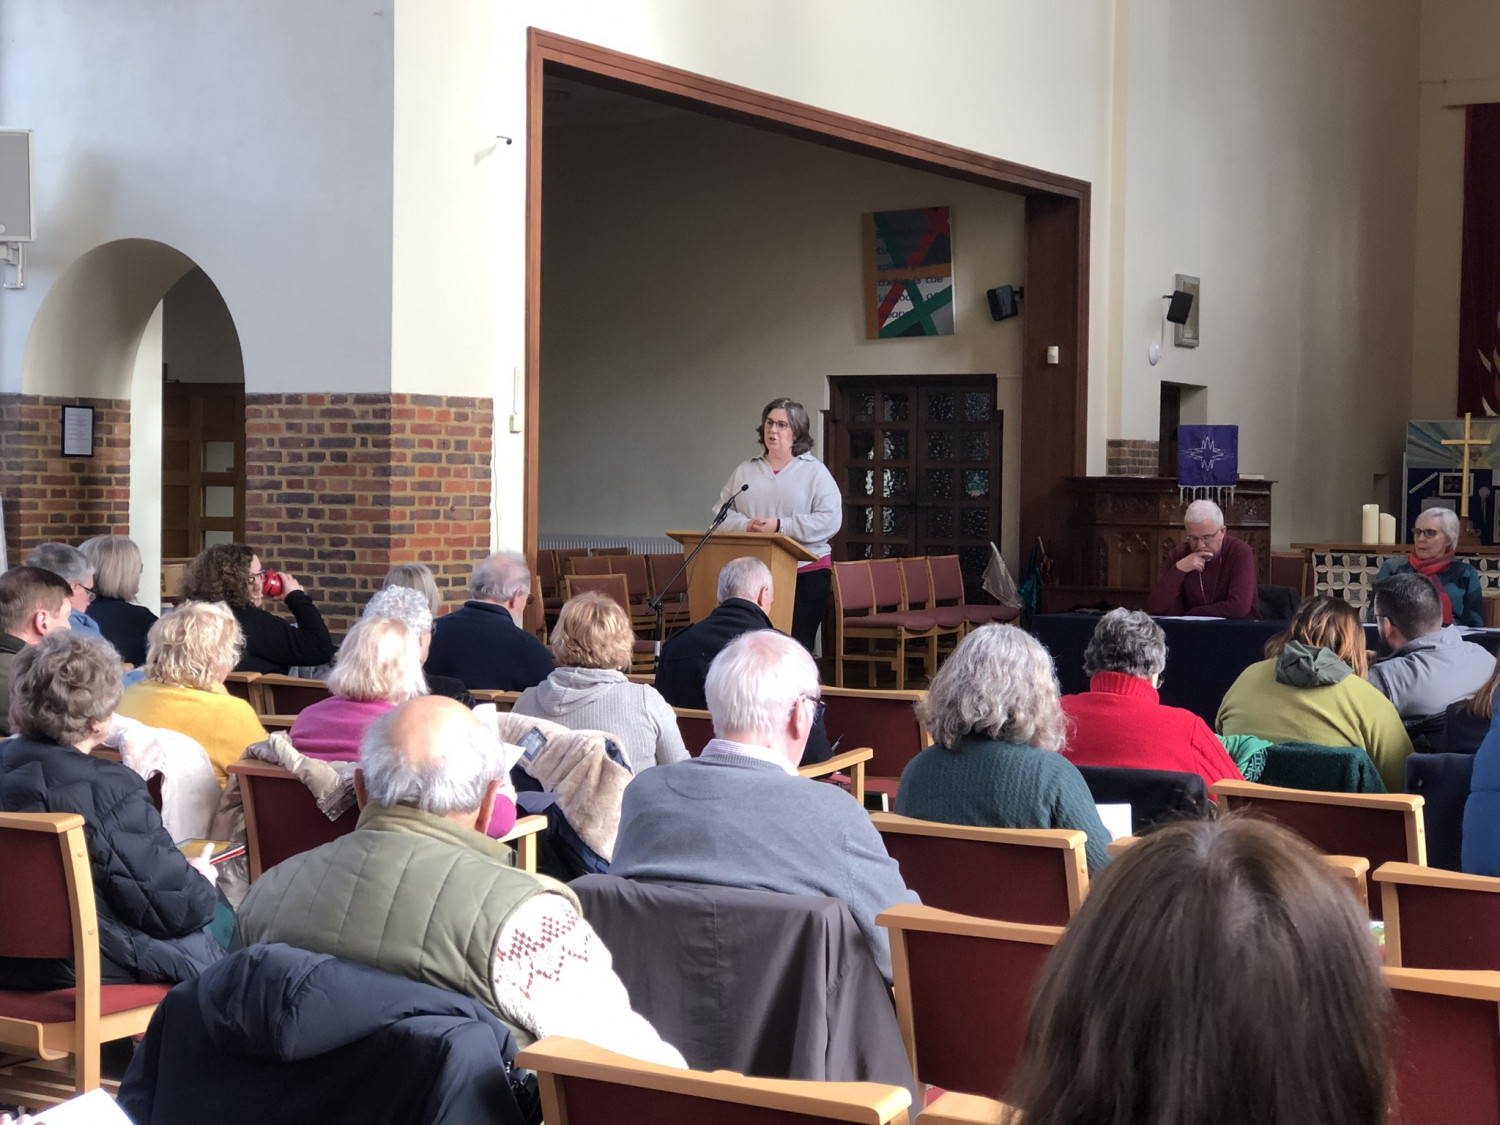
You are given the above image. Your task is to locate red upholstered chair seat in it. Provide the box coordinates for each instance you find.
[856,611,937,631]
[0,983,170,1024]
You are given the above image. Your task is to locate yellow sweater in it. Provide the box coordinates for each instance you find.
[117,680,268,786]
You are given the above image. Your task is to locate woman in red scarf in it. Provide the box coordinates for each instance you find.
[1371,506,1483,626]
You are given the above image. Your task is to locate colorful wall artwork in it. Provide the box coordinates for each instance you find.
[863,206,954,338]
[1405,419,1500,544]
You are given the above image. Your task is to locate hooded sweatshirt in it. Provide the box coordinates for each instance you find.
[1215,641,1413,791]
[512,666,688,776]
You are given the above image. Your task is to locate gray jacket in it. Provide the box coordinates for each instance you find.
[512,666,687,776]
[1368,627,1496,720]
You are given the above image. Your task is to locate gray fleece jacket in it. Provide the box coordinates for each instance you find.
[512,666,688,776]
[1368,627,1496,721]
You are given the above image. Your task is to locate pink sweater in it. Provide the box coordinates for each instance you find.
[288,697,398,762]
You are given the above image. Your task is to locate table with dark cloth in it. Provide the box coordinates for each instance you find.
[1033,613,1285,725]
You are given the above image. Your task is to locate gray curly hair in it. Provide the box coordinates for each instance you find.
[917,625,1069,752]
[1082,608,1168,681]
[364,584,435,635]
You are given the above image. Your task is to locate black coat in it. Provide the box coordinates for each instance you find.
[119,943,533,1125]
[0,735,220,987]
[655,600,832,763]
[233,592,336,675]
[86,597,158,667]
[424,601,554,692]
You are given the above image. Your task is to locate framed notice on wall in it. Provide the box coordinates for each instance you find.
[62,405,94,457]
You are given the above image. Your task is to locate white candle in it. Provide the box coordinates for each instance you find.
[1361,504,1380,544]
[1378,513,1397,545]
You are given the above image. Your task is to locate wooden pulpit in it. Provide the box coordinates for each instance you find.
[665,530,818,635]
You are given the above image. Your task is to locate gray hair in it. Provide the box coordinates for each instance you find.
[11,631,123,747]
[1372,573,1443,640]
[718,556,773,604]
[365,584,434,635]
[384,563,442,617]
[917,625,1069,752]
[79,536,144,601]
[1416,506,1461,552]
[26,542,93,586]
[705,630,819,744]
[1083,609,1168,680]
[1183,499,1225,529]
[469,551,530,602]
[359,705,501,816]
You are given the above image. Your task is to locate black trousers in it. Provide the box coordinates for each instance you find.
[791,568,832,654]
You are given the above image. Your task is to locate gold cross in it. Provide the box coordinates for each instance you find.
[1441,412,1489,518]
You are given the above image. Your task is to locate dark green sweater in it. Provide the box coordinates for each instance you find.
[896,735,1112,872]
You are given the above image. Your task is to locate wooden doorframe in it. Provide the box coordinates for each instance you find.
[524,28,1089,565]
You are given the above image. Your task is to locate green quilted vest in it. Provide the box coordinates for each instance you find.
[238,802,577,1041]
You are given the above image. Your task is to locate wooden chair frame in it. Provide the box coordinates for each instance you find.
[1208,779,1427,864]
[470,689,522,711]
[0,813,164,1106]
[564,572,631,615]
[832,561,905,690]
[872,813,1088,918]
[515,1035,913,1125]
[915,1093,1008,1123]
[800,746,874,807]
[223,670,262,709]
[1374,861,1500,968]
[250,673,332,718]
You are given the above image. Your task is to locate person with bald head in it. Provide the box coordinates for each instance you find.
[237,695,683,1065]
[1147,499,1260,619]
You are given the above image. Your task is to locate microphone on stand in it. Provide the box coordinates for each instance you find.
[714,484,749,525]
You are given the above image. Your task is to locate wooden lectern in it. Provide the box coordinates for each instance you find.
[665,530,818,636]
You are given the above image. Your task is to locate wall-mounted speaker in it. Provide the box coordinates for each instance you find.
[986,284,1022,322]
[0,130,35,242]
[1165,289,1194,325]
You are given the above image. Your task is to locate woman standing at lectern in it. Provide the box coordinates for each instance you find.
[1370,506,1483,627]
[714,398,842,653]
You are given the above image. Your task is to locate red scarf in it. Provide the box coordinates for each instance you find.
[1408,551,1456,626]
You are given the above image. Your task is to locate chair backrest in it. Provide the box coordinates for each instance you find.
[834,561,878,615]
[674,707,715,755]
[868,559,906,613]
[1385,968,1500,1125]
[613,555,651,602]
[1404,751,1475,872]
[1074,765,1211,834]
[927,555,965,605]
[1211,779,1425,922]
[523,573,546,638]
[471,689,521,711]
[647,553,688,600]
[223,670,261,705]
[565,572,631,613]
[897,558,933,610]
[880,902,1062,1101]
[592,546,628,556]
[254,674,333,716]
[517,1037,913,1125]
[227,760,359,880]
[536,549,559,597]
[160,559,190,604]
[1322,854,1372,916]
[1376,862,1500,970]
[872,813,1087,925]
[571,556,613,577]
[556,549,592,577]
[821,687,931,779]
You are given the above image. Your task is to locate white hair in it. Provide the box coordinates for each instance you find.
[327,616,429,704]
[917,625,1069,752]
[364,584,434,635]
[1183,499,1225,529]
[705,630,819,743]
[717,556,773,604]
[359,706,500,816]
[470,551,530,601]
[1417,506,1461,552]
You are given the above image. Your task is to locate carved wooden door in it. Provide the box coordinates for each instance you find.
[827,376,1002,599]
[161,381,246,558]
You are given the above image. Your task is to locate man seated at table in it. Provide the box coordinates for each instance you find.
[1147,499,1259,619]
[1369,573,1494,721]
[611,630,917,980]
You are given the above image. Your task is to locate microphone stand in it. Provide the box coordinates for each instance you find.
[650,506,735,645]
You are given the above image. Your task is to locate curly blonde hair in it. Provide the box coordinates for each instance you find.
[917,625,1069,751]
[145,601,245,690]
[551,591,633,671]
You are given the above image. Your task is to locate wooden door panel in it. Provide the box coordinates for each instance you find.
[161,382,247,558]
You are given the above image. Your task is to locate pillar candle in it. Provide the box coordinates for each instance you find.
[1379,513,1397,545]
[1361,504,1380,544]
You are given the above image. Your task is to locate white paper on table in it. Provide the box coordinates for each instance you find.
[1153,615,1227,621]
[1095,802,1133,842]
[31,1088,133,1124]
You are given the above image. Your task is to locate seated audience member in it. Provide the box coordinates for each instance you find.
[1371,505,1483,627]
[1003,818,1388,1125]
[1216,596,1412,791]
[1447,660,1500,756]
[80,535,158,666]
[1368,572,1493,720]
[237,695,683,1064]
[384,561,443,617]
[898,625,1112,872]
[1061,608,1242,791]
[654,555,832,761]
[0,565,73,736]
[26,541,102,636]
[0,631,224,989]
[364,583,473,706]
[1146,499,1259,619]
[117,601,269,785]
[514,591,686,774]
[1464,709,1500,876]
[289,615,428,762]
[609,631,917,980]
[179,542,334,675]
[424,550,553,691]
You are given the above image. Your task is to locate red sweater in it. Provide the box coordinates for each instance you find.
[1147,532,1260,618]
[1061,672,1243,792]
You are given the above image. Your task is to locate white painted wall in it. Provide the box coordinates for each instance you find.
[163,269,244,384]
[540,112,1024,561]
[129,303,164,613]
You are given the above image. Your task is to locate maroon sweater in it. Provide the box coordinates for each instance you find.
[1147,532,1259,619]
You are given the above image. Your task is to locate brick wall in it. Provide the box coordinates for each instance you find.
[245,393,493,638]
[0,394,131,567]
[1106,439,1160,477]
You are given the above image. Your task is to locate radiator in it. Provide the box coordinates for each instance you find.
[539,533,682,555]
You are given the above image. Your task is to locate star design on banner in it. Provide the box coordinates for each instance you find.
[1187,435,1227,472]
